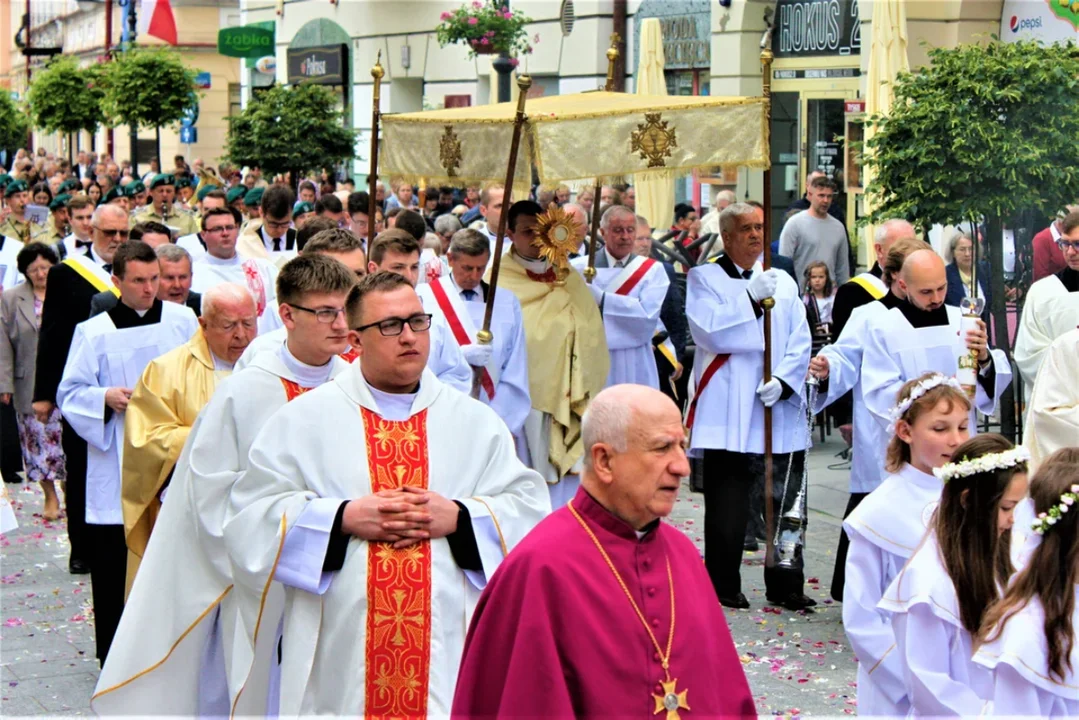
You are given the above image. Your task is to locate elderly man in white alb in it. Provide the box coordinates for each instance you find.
[222,271,550,715]
[571,205,669,388]
[416,228,530,436]
[190,206,283,335]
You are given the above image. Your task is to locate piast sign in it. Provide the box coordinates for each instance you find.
[286,44,348,86]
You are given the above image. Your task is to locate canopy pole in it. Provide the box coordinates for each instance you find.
[472,74,534,399]
[367,51,384,244]
[585,35,622,285]
[760,44,777,572]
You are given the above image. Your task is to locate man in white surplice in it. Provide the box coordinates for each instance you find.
[189,206,283,335]
[91,255,357,717]
[223,271,549,716]
[861,248,1011,438]
[58,240,198,666]
[570,205,669,389]
[1014,209,1079,388]
[415,228,530,436]
[1026,327,1079,469]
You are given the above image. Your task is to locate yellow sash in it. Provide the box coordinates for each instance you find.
[63,257,120,297]
[850,274,886,300]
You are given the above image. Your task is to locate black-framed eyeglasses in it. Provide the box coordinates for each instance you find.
[353,313,432,336]
[205,225,238,234]
[94,227,130,239]
[1056,239,1079,253]
[289,303,347,324]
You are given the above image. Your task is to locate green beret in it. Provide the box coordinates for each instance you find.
[103,187,124,204]
[175,176,193,189]
[48,193,72,211]
[196,184,220,202]
[58,179,80,193]
[149,173,176,190]
[292,201,314,218]
[226,186,247,204]
[243,187,264,207]
[0,174,10,191]
[6,179,28,195]
[124,181,146,199]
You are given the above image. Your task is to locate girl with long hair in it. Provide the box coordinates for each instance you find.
[880,434,1029,715]
[842,372,972,717]
[974,448,1079,717]
[802,261,836,351]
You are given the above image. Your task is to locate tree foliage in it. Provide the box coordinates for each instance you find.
[0,92,30,154]
[224,83,355,183]
[100,46,199,130]
[862,40,1079,229]
[27,56,105,136]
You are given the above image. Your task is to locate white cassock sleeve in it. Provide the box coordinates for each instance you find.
[842,538,908,706]
[814,323,862,414]
[489,300,531,437]
[860,322,908,430]
[1013,290,1055,387]
[57,325,111,450]
[989,664,1052,717]
[431,321,472,393]
[974,348,1011,417]
[894,605,985,716]
[685,269,762,355]
[273,499,339,595]
[595,269,669,350]
[1027,336,1079,464]
[775,289,811,401]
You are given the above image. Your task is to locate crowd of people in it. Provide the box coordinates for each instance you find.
[0,145,1076,717]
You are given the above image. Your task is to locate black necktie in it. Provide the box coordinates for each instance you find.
[272,237,281,252]
[742,269,752,279]
[462,289,476,301]
[102,263,112,274]
[75,239,92,249]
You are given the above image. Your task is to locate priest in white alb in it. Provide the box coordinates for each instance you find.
[416,228,530,435]
[57,240,198,665]
[1014,209,1079,388]
[570,205,669,388]
[1025,327,1079,469]
[860,249,1011,437]
[222,271,550,716]
[189,206,283,335]
[91,255,357,717]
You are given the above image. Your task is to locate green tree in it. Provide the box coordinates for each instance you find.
[100,46,199,171]
[0,92,30,157]
[224,83,355,191]
[861,39,1079,437]
[27,56,105,162]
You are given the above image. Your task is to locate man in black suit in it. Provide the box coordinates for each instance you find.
[89,244,202,318]
[32,204,129,574]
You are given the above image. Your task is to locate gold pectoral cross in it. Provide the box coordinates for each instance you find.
[653,678,690,720]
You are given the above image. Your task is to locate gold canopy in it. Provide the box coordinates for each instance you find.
[380,91,770,194]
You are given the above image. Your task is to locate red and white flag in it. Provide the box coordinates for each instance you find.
[139,0,178,45]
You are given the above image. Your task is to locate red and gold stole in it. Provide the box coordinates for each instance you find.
[361,407,432,718]
[279,378,314,402]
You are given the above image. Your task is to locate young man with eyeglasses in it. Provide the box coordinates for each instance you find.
[190,207,283,336]
[215,270,548,716]
[32,203,130,576]
[1015,208,1079,389]
[93,255,356,717]
[237,183,298,267]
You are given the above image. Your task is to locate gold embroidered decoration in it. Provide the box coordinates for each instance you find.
[631,112,678,168]
[439,125,462,177]
[532,203,586,285]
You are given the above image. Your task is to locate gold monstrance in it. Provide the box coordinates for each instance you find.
[532,203,586,286]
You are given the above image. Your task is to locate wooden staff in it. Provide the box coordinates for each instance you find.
[760,45,777,571]
[471,74,534,399]
[585,35,621,285]
[368,51,384,243]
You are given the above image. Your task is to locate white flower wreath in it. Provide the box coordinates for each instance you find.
[887,374,965,434]
[933,446,1031,483]
[1031,484,1079,536]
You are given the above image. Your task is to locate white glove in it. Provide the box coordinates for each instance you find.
[756,378,783,408]
[461,343,494,368]
[747,269,779,303]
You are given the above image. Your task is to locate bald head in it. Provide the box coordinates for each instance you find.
[899,249,948,312]
[199,283,259,365]
[202,282,257,320]
[581,385,690,530]
[874,219,917,267]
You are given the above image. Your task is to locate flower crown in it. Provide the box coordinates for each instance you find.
[887,374,965,433]
[933,446,1031,483]
[1031,484,1079,536]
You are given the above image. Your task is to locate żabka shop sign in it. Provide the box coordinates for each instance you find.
[287,45,348,86]
[218,25,275,59]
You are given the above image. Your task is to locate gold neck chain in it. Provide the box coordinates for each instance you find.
[568,500,691,718]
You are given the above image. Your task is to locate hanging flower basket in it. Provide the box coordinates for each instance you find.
[435,1,536,59]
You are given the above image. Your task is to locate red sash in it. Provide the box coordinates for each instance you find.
[684,353,730,430]
[613,257,656,296]
[428,279,496,399]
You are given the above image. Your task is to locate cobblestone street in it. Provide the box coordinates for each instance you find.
[1,436,859,716]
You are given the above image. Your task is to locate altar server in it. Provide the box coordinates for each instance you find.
[1026,327,1079,468]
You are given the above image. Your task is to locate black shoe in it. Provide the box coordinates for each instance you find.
[767,592,817,612]
[743,539,759,552]
[68,558,90,575]
[719,592,750,610]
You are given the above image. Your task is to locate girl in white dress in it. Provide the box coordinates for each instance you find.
[842,372,971,718]
[975,448,1079,718]
[880,434,1030,717]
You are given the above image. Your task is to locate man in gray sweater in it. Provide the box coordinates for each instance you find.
[779,175,851,289]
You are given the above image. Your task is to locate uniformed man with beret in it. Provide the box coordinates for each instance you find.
[243,186,263,224]
[125,181,149,217]
[225,185,246,215]
[43,193,73,245]
[175,176,195,210]
[0,179,46,243]
[102,186,128,213]
[131,174,198,236]
[292,200,315,228]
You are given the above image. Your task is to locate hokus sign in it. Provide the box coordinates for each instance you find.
[286,44,348,86]
[773,0,861,58]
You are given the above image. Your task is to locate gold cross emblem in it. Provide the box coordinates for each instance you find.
[653,678,690,720]
[439,125,462,177]
[631,112,678,168]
